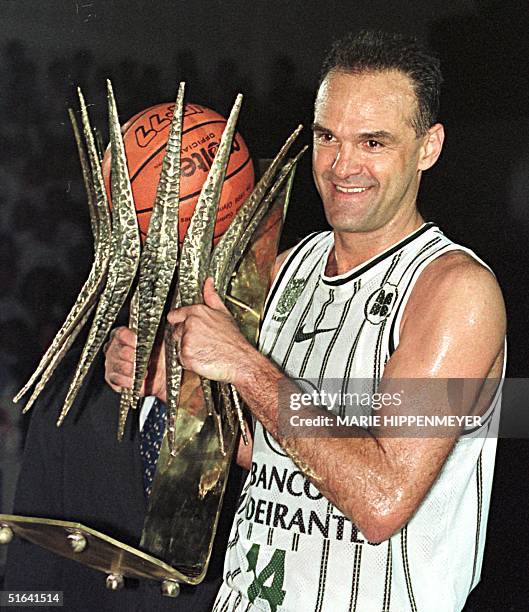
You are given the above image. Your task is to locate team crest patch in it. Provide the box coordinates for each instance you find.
[272,278,306,321]
[365,283,398,324]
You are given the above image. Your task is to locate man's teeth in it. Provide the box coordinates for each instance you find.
[335,185,368,193]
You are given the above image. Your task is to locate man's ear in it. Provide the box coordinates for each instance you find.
[418,123,445,171]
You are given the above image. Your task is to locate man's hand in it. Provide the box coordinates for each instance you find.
[104,327,166,399]
[168,277,259,384]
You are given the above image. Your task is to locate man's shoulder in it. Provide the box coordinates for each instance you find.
[412,249,501,296]
[401,248,506,346]
[271,248,294,281]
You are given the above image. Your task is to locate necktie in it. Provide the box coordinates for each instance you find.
[139,398,167,497]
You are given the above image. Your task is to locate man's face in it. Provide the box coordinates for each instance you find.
[312,69,440,234]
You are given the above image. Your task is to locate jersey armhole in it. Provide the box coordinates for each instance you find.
[262,231,325,322]
[460,338,507,436]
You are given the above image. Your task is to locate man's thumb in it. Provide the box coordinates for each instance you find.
[203,277,228,311]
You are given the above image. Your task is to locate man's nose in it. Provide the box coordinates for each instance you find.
[331,144,362,179]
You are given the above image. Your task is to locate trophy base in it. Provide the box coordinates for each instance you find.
[0,514,198,596]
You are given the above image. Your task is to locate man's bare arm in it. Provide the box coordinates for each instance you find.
[169,251,505,542]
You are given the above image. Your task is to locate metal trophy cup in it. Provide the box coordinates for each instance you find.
[2,81,305,596]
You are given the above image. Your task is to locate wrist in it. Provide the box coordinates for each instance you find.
[233,347,282,391]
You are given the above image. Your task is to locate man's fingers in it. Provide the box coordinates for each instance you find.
[166,278,228,327]
[167,307,191,325]
[104,327,138,394]
[203,277,229,312]
[119,345,135,364]
[115,357,135,378]
[104,326,137,354]
[107,372,133,390]
[106,356,134,385]
[105,341,135,366]
[114,326,137,348]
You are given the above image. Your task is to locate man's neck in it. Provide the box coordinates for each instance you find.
[325,211,425,276]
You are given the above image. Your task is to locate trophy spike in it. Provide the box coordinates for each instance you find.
[77,87,112,242]
[13,91,113,408]
[230,386,248,443]
[210,123,302,285]
[21,308,93,415]
[165,93,243,446]
[219,145,308,300]
[130,82,185,411]
[117,286,140,440]
[56,80,141,426]
[220,150,307,445]
[209,124,304,299]
[178,93,243,306]
[200,127,305,447]
[165,287,183,457]
[68,107,99,244]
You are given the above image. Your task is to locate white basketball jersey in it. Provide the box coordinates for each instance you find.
[215,223,503,612]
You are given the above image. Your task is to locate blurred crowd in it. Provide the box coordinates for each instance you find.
[0,41,98,398]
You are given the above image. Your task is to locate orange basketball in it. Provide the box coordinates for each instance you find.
[103,102,254,243]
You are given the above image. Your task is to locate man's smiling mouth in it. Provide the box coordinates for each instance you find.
[335,185,370,193]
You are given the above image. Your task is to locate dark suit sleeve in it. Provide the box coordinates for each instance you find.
[4,353,68,591]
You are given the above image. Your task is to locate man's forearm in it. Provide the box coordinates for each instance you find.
[233,351,409,543]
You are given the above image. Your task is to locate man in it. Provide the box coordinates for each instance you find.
[106,30,506,611]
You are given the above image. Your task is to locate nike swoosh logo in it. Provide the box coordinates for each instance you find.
[294,325,338,343]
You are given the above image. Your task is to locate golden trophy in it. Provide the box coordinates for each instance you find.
[1,81,305,597]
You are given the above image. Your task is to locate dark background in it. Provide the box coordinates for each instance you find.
[0,1,528,610]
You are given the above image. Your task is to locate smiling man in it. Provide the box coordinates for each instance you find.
[106,30,506,612]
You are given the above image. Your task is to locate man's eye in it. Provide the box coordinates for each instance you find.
[366,139,382,149]
[315,132,335,143]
